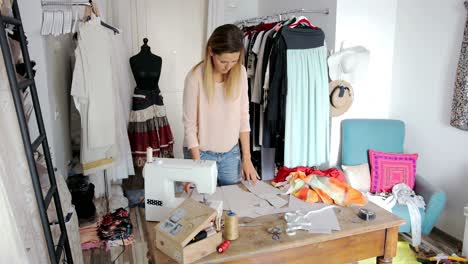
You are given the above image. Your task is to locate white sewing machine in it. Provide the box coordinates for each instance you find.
[143,158,217,221]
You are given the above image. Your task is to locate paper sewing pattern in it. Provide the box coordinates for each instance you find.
[183,181,342,228]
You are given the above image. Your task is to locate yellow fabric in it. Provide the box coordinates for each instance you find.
[82,157,113,171]
[358,241,419,264]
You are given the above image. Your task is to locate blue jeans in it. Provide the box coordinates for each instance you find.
[184,144,241,186]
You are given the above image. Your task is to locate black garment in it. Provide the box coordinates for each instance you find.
[260,18,296,105]
[259,32,275,105]
[129,38,162,92]
[66,175,96,220]
[247,31,260,150]
[263,26,326,166]
[263,27,287,149]
[131,88,164,111]
[281,26,325,50]
[247,32,262,172]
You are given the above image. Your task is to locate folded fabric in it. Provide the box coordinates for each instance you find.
[81,241,103,250]
[283,171,366,206]
[80,223,101,250]
[274,166,346,184]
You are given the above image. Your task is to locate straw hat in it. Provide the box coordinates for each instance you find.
[329,80,353,117]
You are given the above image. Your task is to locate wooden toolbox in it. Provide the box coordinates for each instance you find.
[155,198,223,264]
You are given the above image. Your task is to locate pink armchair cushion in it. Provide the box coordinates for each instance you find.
[368,149,418,193]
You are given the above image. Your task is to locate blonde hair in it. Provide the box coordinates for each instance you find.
[201,24,245,103]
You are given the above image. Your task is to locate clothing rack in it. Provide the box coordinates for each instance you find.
[42,0,116,211]
[234,8,329,26]
[41,0,120,34]
[41,0,91,7]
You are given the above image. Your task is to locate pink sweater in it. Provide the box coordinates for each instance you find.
[183,64,250,153]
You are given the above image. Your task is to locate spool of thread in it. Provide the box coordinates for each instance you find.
[223,211,239,240]
[146,147,153,163]
[217,240,231,253]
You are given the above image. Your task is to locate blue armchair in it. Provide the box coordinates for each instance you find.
[341,119,446,234]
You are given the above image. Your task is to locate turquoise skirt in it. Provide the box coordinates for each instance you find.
[284,46,330,167]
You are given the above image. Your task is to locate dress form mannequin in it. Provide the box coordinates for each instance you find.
[127,38,174,166]
[129,38,162,91]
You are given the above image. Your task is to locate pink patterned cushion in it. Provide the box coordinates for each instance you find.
[368,150,418,193]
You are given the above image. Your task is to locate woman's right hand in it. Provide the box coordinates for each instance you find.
[189,147,201,160]
[184,182,194,193]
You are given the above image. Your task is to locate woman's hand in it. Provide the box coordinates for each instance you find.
[241,158,259,184]
[183,182,194,193]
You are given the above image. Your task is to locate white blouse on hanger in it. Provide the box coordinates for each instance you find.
[72,16,134,195]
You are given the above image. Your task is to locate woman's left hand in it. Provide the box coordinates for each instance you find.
[241,159,259,184]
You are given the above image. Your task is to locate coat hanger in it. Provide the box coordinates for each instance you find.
[288,16,317,29]
[52,10,64,36]
[62,0,72,34]
[84,0,99,20]
[84,0,120,35]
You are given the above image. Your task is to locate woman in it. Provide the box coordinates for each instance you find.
[183,24,258,190]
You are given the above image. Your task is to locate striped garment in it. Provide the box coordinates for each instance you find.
[128,88,174,167]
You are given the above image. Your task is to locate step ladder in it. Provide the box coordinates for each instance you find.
[0,1,73,263]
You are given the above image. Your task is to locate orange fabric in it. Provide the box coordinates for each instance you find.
[312,187,334,204]
[329,177,367,206]
[306,189,321,203]
[294,186,309,200]
[328,177,347,189]
[290,171,307,181]
[345,187,366,206]
[278,168,367,207]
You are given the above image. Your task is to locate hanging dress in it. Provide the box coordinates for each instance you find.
[128,86,174,167]
[451,1,468,131]
[283,26,330,167]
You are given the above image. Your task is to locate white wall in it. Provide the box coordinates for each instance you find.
[144,0,207,158]
[331,0,398,166]
[258,0,337,50]
[391,0,468,240]
[18,1,73,175]
[223,0,258,24]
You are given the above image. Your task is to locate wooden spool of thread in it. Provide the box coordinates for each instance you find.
[223,211,239,240]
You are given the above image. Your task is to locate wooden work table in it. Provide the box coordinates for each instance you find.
[142,192,404,264]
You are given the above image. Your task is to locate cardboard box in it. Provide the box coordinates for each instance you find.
[156,198,223,264]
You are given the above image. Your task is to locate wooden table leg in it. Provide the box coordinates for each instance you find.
[376,226,399,264]
[377,256,392,264]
